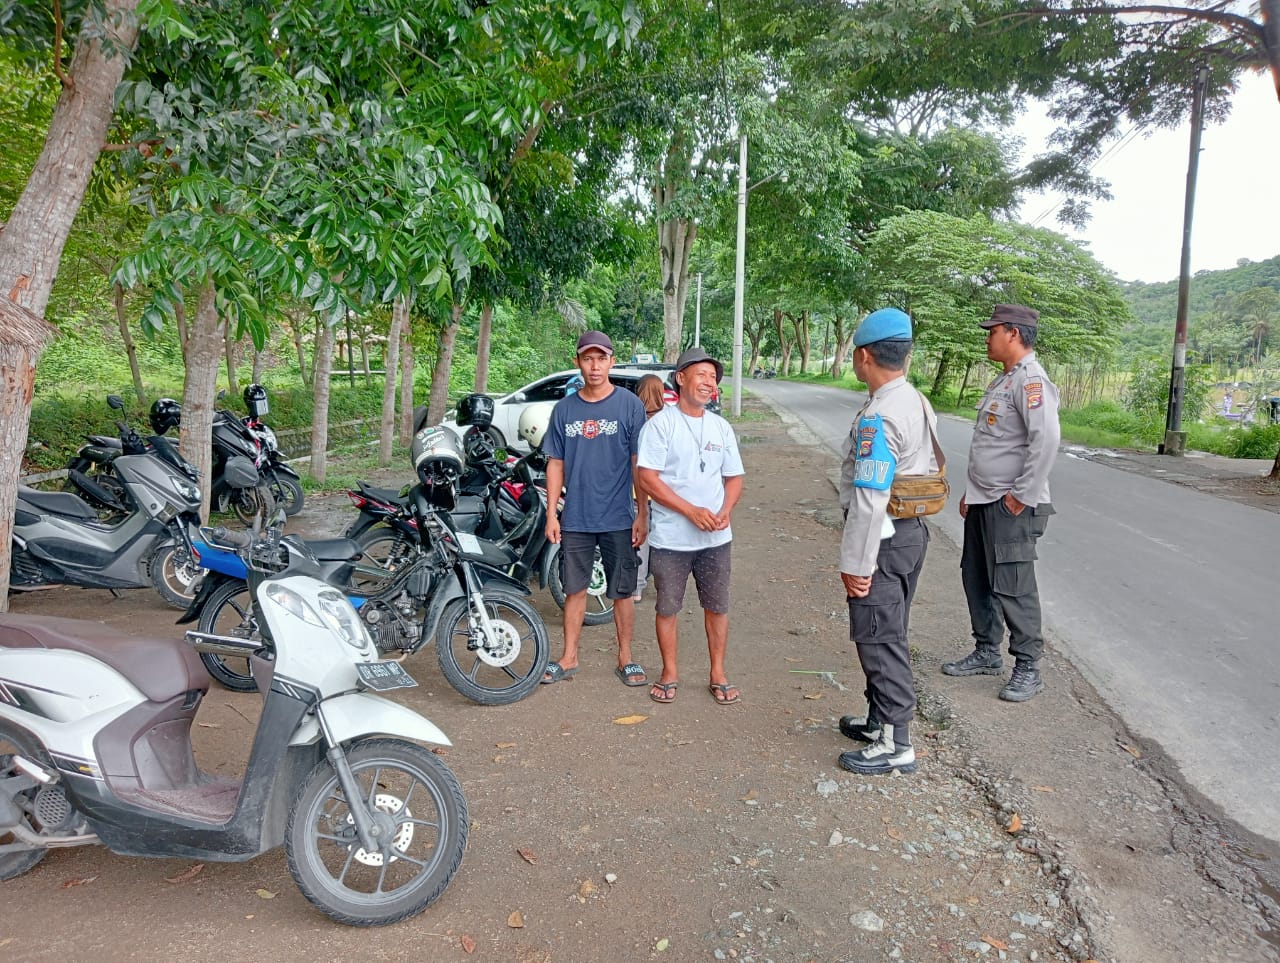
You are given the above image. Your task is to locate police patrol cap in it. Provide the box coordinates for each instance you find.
[576,330,614,355]
[674,346,724,383]
[852,308,913,347]
[980,304,1039,330]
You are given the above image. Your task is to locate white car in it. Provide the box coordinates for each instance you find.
[443,364,709,451]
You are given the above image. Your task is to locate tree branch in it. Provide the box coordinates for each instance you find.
[51,0,72,89]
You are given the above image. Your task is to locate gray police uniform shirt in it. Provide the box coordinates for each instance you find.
[838,376,940,577]
[964,352,1061,507]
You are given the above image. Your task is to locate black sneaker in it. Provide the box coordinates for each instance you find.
[999,664,1044,702]
[838,711,880,743]
[941,649,1004,677]
[838,725,917,775]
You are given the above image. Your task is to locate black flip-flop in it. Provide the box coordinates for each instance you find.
[649,681,678,703]
[541,662,579,685]
[614,662,647,687]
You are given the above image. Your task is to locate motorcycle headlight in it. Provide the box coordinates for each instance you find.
[176,480,200,504]
[314,589,371,650]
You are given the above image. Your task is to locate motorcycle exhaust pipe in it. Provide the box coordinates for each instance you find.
[12,755,52,784]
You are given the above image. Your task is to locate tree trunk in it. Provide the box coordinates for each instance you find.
[930,350,952,397]
[957,362,975,406]
[1263,0,1280,101]
[773,308,792,376]
[427,303,465,426]
[0,303,58,611]
[179,282,225,522]
[475,301,493,393]
[310,321,335,485]
[379,296,407,466]
[224,328,239,397]
[288,311,310,387]
[251,344,264,383]
[657,215,696,362]
[114,282,146,404]
[788,311,812,373]
[360,334,371,379]
[830,315,854,379]
[399,324,415,446]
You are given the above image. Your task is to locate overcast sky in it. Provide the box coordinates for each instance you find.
[1012,71,1280,284]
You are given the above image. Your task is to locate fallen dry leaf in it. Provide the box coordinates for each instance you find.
[507,910,525,929]
[165,863,204,884]
[886,827,904,841]
[516,848,537,865]
[256,888,277,899]
[1031,785,1056,793]
[61,876,97,888]
[1006,813,1023,833]
[612,714,647,725]
[460,935,477,954]
[739,789,758,802]
[982,936,1009,951]
[1120,743,1143,759]
[577,879,597,900]
[802,693,823,700]
[495,741,516,749]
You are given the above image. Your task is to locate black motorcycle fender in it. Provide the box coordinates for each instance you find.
[269,461,300,480]
[419,564,530,644]
[176,572,236,625]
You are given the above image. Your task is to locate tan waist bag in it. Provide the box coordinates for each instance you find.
[886,396,949,519]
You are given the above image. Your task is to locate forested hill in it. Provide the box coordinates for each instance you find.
[1118,255,1280,358]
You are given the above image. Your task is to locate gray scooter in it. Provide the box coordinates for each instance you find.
[10,421,204,609]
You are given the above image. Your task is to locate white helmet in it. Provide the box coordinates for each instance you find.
[517,402,556,450]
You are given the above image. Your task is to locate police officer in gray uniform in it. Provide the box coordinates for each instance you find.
[835,308,942,775]
[943,304,1061,702]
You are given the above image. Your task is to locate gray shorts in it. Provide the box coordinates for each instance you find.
[649,543,732,617]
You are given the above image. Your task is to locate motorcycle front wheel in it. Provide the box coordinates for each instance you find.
[436,588,550,705]
[546,544,615,626]
[0,726,52,880]
[285,738,468,927]
[196,580,260,692]
[148,542,200,609]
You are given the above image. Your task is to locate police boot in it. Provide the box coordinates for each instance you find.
[999,663,1045,702]
[941,647,1004,676]
[838,704,880,743]
[838,723,917,775]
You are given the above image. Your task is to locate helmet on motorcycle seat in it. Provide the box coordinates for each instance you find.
[243,382,269,418]
[517,402,556,450]
[411,425,465,493]
[455,393,495,430]
[149,397,182,435]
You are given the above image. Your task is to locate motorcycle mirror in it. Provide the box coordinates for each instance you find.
[107,395,124,410]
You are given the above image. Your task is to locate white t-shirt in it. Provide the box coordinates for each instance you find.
[637,405,745,551]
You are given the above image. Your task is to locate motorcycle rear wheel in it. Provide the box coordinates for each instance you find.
[217,484,275,526]
[268,473,305,516]
[546,545,614,626]
[0,726,52,880]
[285,738,468,927]
[436,589,550,705]
[196,580,260,692]
[351,528,417,594]
[148,542,200,609]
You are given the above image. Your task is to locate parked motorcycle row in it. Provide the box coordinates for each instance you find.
[1,390,584,924]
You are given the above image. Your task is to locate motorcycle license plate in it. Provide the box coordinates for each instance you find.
[355,660,419,692]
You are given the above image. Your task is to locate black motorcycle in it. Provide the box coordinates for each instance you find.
[241,383,305,516]
[182,425,551,705]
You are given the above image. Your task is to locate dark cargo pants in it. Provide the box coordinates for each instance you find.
[960,499,1054,665]
[847,517,929,727]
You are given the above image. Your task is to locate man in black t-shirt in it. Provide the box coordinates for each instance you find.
[541,330,649,687]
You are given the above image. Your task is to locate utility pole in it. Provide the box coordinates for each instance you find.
[1160,64,1209,456]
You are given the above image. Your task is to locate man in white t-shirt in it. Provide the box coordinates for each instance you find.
[636,348,745,706]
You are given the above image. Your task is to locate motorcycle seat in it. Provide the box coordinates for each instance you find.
[0,613,209,703]
[304,537,363,561]
[355,481,408,504]
[18,486,98,520]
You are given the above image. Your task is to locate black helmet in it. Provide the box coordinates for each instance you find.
[455,393,495,430]
[243,382,268,417]
[149,397,182,435]
[411,425,465,488]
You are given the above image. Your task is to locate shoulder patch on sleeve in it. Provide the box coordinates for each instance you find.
[853,414,896,490]
[1024,381,1044,409]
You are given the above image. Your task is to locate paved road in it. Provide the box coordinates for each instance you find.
[748,378,1280,845]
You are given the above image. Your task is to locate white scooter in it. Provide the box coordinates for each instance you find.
[0,514,468,927]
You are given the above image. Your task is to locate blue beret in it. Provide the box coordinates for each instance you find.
[853,308,913,347]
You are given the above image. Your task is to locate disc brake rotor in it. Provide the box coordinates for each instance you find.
[345,793,414,867]
[586,560,608,597]
[474,618,521,667]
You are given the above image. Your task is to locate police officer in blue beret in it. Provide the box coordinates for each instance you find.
[835,308,944,775]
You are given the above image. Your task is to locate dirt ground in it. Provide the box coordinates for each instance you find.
[2,399,1277,963]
